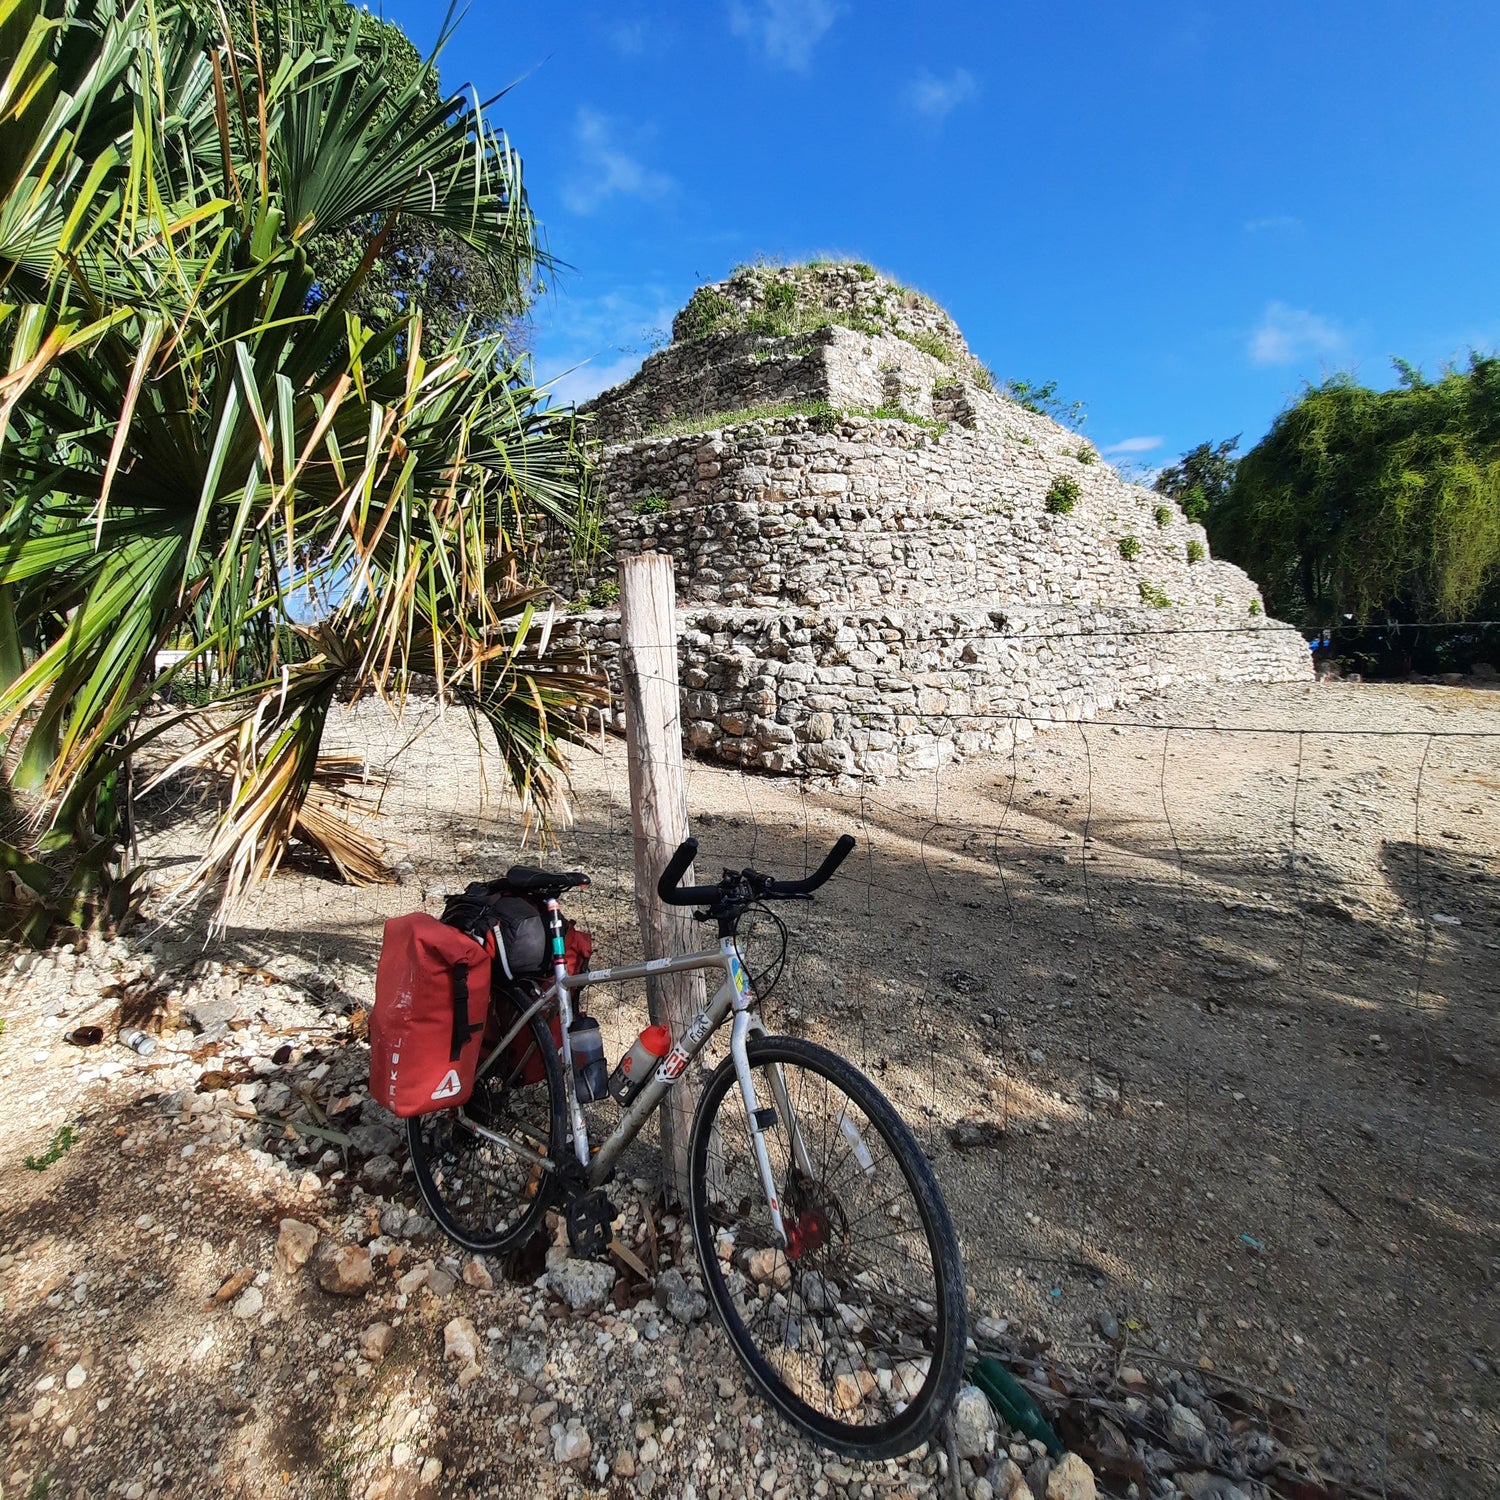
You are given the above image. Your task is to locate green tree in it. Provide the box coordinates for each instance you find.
[0,0,600,938]
[1208,359,1500,630]
[212,0,531,349]
[1154,436,1240,524]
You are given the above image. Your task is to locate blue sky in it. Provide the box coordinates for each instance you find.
[383,0,1499,469]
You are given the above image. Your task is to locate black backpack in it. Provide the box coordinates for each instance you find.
[440,884,549,979]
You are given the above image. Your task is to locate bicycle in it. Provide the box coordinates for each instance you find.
[405,834,968,1460]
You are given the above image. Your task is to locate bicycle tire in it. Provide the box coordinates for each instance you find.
[687,1035,967,1460]
[407,998,566,1255]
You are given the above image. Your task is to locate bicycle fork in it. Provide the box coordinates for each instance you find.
[726,940,816,1252]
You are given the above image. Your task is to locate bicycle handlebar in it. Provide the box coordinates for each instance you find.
[657,834,857,908]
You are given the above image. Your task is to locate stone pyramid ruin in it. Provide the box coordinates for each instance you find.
[564,262,1310,777]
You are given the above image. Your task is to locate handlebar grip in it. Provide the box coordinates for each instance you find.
[768,834,857,896]
[657,837,723,906]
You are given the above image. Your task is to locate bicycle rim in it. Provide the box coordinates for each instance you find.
[688,1035,967,1460]
[407,1006,564,1255]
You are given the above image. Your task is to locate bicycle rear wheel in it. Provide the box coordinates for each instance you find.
[687,1035,967,1460]
[407,998,565,1254]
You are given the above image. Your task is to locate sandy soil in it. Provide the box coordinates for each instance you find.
[1,677,1496,1499]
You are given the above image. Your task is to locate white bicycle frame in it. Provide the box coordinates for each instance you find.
[458,901,816,1247]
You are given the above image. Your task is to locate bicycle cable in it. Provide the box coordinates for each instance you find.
[736,900,791,1007]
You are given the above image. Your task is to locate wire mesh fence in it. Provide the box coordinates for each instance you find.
[137,674,1500,1498]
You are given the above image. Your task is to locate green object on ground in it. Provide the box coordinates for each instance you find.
[972,1357,1064,1456]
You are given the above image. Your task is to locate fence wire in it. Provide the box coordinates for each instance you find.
[137,680,1500,1500]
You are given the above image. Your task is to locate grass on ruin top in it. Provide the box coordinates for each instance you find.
[640,399,946,442]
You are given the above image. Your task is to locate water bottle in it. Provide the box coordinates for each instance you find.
[118,1028,157,1056]
[569,1016,608,1103]
[607,1024,672,1106]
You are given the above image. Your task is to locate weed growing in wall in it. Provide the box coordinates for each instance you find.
[631,496,670,516]
[679,286,737,340]
[1153,504,1173,529]
[895,329,953,363]
[1139,580,1172,608]
[1045,476,1080,515]
[1186,538,1206,564]
[1076,444,1096,465]
[1118,534,1142,561]
[1249,598,1263,615]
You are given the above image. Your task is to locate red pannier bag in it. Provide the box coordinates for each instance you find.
[494,919,594,1087]
[370,913,490,1117]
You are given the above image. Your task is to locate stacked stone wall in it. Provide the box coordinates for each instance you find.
[558,605,1311,777]
[570,265,1310,779]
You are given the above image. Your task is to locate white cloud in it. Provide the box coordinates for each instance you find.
[537,353,645,408]
[1248,301,1347,367]
[905,68,977,122]
[1102,435,1164,455]
[606,20,649,55]
[1244,215,1301,233]
[530,284,680,408]
[562,109,674,216]
[728,0,841,71]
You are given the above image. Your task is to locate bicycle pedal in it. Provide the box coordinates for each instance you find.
[566,1187,617,1260]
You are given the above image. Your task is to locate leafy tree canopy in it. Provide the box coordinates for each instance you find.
[213,0,532,347]
[1154,436,1240,525]
[1204,357,1500,629]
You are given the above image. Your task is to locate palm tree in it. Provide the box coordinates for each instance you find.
[0,0,602,938]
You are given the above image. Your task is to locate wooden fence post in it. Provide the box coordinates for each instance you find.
[619,551,705,1203]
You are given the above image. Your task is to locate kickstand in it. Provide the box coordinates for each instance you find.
[941,1404,964,1500]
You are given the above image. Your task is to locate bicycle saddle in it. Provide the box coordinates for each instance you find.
[504,865,590,896]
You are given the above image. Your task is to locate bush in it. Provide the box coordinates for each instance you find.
[1045,476,1080,515]
[1139,580,1171,608]
[1186,538,1206,565]
[1153,503,1172,529]
[1118,535,1141,561]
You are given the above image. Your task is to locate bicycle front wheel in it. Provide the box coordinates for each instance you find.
[687,1035,967,1460]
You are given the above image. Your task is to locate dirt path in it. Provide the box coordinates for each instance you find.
[1,678,1496,1499]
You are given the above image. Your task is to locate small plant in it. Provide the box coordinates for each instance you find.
[1045,476,1080,515]
[1248,598,1263,615]
[763,280,798,314]
[25,1125,79,1172]
[1153,503,1172,529]
[896,329,952,363]
[1118,534,1142,561]
[630,495,670,516]
[1186,538,1206,565]
[1003,378,1087,430]
[1076,444,1096,465]
[678,286,737,341]
[853,262,877,280]
[588,581,620,608]
[972,362,997,392]
[1139,580,1171,608]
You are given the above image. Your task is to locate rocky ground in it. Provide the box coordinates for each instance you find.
[1,677,1496,1499]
